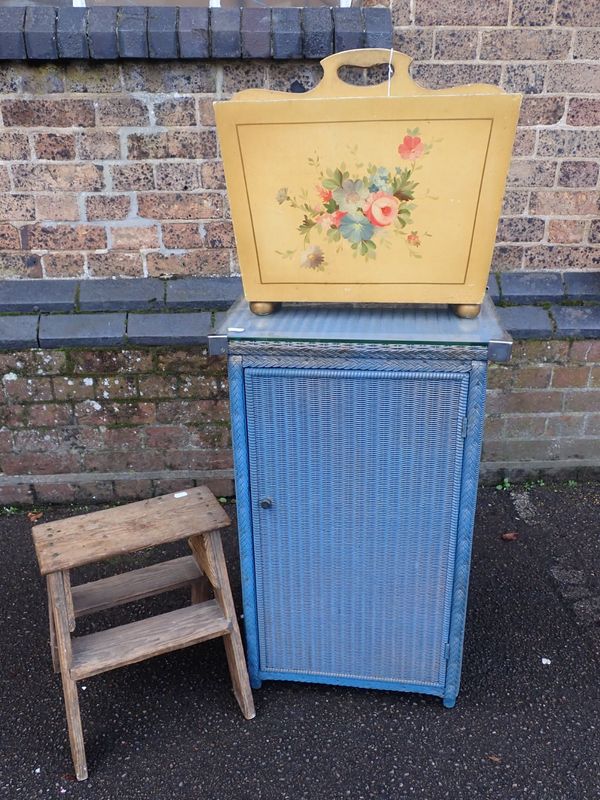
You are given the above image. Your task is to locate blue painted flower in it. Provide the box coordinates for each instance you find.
[333,179,369,212]
[369,168,392,194]
[339,212,375,243]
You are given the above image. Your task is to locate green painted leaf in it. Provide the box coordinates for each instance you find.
[298,215,316,236]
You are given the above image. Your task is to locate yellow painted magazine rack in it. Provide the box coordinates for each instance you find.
[215,49,521,317]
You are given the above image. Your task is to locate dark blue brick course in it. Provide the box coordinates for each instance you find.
[272,8,302,60]
[564,272,600,302]
[364,8,393,49]
[148,7,178,60]
[88,7,118,60]
[333,8,364,53]
[117,7,148,59]
[302,7,334,59]
[211,8,241,59]
[0,273,597,349]
[56,7,88,60]
[0,8,26,60]
[497,306,553,339]
[178,7,209,59]
[79,279,164,312]
[127,312,212,345]
[551,305,600,339]
[242,8,271,60]
[0,6,395,63]
[501,272,564,304]
[486,276,500,303]
[0,280,77,313]
[166,277,242,310]
[39,313,126,348]
[0,316,38,350]
[24,6,57,60]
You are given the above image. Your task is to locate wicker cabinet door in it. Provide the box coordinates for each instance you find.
[244,365,470,692]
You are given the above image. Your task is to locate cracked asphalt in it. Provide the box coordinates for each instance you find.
[1,483,599,800]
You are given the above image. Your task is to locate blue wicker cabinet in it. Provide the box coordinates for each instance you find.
[210,299,511,708]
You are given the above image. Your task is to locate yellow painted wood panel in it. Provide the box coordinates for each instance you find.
[215,49,521,307]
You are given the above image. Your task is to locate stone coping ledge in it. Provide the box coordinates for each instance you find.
[490,272,600,305]
[0,276,242,314]
[0,272,597,349]
[0,6,392,62]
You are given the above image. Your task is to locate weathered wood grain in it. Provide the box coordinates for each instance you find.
[189,532,256,720]
[34,485,252,782]
[63,570,75,632]
[71,556,202,617]
[70,599,230,680]
[32,486,230,575]
[47,571,88,781]
[47,576,59,673]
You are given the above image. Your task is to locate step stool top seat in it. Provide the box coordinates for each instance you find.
[32,486,230,575]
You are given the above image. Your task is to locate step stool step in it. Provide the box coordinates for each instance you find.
[71,556,203,617]
[70,599,231,680]
[32,485,230,575]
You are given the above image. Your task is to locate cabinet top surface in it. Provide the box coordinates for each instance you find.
[215,296,510,351]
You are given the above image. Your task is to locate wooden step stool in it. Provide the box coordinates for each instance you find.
[31,486,255,781]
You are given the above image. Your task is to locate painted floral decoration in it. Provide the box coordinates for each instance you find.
[276,129,433,271]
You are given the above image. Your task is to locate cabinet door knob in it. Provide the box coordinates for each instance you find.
[259,498,273,509]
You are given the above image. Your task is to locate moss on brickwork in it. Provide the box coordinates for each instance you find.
[0,345,233,504]
[0,339,598,504]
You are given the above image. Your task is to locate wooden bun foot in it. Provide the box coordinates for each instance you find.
[450,303,481,319]
[249,301,281,316]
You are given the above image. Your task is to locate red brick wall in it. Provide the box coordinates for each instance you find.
[388,0,600,272]
[486,340,600,474]
[0,340,598,506]
[0,347,234,504]
[0,3,599,279]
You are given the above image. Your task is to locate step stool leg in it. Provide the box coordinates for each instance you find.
[190,574,212,604]
[189,532,256,721]
[62,570,76,632]
[47,578,59,673]
[190,563,211,604]
[47,572,88,781]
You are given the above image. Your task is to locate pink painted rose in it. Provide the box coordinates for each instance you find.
[316,210,347,228]
[329,210,347,228]
[364,191,400,227]
[316,185,333,203]
[398,135,424,160]
[407,231,421,247]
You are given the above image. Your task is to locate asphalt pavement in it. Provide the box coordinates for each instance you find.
[1,483,599,800]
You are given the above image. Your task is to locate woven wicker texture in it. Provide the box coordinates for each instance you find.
[228,355,262,685]
[231,340,487,365]
[444,360,488,706]
[244,366,469,688]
